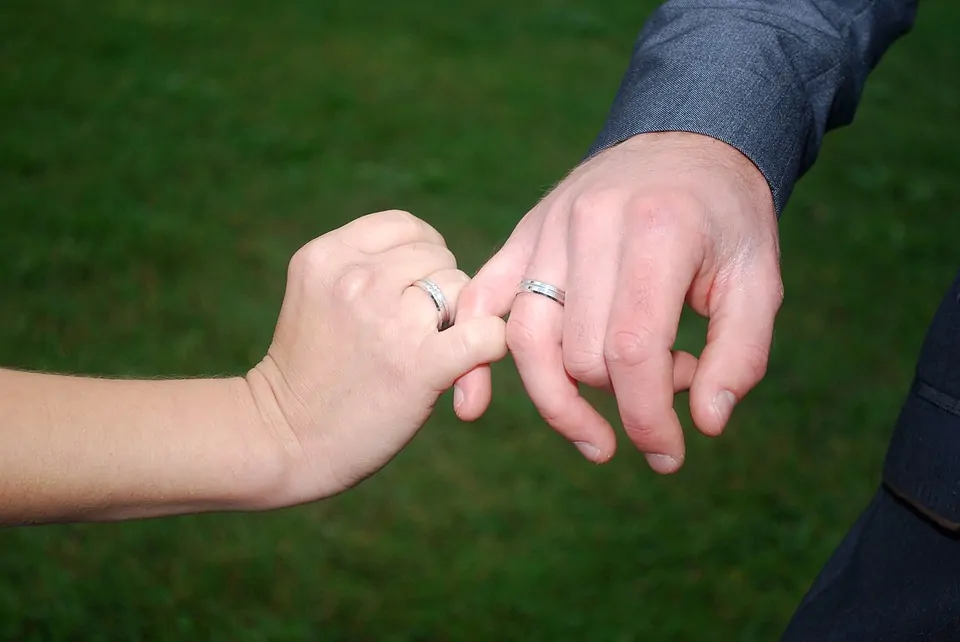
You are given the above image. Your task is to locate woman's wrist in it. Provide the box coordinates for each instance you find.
[0,368,296,523]
[237,354,338,511]
[202,375,293,513]
[78,375,294,520]
[232,364,304,512]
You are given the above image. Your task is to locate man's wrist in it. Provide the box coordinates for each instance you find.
[603,132,774,212]
[630,132,768,184]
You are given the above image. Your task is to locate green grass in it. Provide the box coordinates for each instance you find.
[1,1,958,640]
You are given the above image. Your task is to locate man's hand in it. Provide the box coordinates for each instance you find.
[455,132,783,472]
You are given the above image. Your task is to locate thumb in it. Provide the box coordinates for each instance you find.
[420,316,509,392]
[689,274,782,436]
[452,234,532,421]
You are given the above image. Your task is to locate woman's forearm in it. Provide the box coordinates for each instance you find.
[0,368,282,524]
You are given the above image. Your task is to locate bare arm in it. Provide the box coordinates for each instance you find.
[0,369,279,524]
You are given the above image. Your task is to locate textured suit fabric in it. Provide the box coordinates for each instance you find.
[588,0,919,214]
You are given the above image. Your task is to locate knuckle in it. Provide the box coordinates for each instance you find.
[432,245,458,269]
[563,346,607,382]
[755,243,785,309]
[625,190,702,233]
[617,401,669,448]
[570,188,628,224]
[603,328,656,367]
[378,208,419,227]
[288,240,331,281]
[771,276,786,311]
[382,209,445,245]
[739,342,771,384]
[397,242,455,270]
[623,421,657,446]
[536,404,565,428]
[332,264,376,302]
[505,317,543,356]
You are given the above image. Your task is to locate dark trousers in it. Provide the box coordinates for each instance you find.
[782,271,960,640]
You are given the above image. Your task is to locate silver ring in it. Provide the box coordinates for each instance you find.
[413,278,453,331]
[517,279,566,306]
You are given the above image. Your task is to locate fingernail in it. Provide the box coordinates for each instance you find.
[644,453,680,474]
[574,441,600,461]
[453,385,464,411]
[713,390,738,425]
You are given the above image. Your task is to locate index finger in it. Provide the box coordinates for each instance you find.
[604,214,699,474]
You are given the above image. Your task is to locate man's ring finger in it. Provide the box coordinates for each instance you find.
[517,279,566,306]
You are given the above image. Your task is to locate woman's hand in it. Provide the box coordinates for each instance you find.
[246,210,508,506]
[0,209,503,524]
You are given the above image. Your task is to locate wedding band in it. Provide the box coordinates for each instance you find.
[517,279,566,306]
[413,278,453,331]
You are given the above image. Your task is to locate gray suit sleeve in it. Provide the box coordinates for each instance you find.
[587,0,918,214]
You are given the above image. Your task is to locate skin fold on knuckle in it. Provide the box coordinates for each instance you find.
[624,190,702,236]
[409,241,456,266]
[379,208,419,227]
[569,188,629,225]
[332,264,376,305]
[603,327,656,368]
[716,217,782,291]
[747,247,785,314]
[770,273,786,313]
[534,400,570,431]
[739,342,771,387]
[288,240,335,285]
[437,245,458,270]
[562,346,607,385]
[385,209,445,246]
[504,316,545,359]
[621,413,664,451]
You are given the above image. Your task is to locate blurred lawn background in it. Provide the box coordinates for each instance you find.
[1,1,958,640]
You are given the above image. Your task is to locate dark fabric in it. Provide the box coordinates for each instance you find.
[883,270,960,528]
[781,270,960,639]
[780,487,960,641]
[587,0,918,214]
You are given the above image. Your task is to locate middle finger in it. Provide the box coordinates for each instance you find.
[563,198,622,389]
[605,213,698,473]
